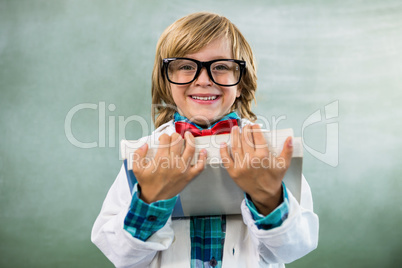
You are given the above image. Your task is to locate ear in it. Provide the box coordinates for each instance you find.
[236,86,242,98]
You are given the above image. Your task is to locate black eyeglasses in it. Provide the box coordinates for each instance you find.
[163,58,246,87]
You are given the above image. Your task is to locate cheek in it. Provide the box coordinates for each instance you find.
[170,85,190,110]
[226,87,240,100]
[170,86,183,101]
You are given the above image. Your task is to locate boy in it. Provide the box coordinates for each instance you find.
[92,12,318,268]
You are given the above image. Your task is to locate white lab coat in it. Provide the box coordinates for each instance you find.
[91,119,319,268]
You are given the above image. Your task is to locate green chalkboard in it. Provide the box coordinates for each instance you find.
[1,0,401,267]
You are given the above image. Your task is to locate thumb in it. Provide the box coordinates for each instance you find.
[278,136,293,170]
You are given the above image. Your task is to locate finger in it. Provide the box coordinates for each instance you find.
[241,125,254,154]
[156,133,171,157]
[132,143,148,174]
[169,132,184,156]
[190,148,207,176]
[182,131,196,161]
[278,136,293,170]
[230,125,243,157]
[220,142,233,169]
[251,124,268,151]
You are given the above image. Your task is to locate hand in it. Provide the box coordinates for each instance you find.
[220,125,293,216]
[132,132,207,204]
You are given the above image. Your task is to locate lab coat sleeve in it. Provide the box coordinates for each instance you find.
[241,175,319,264]
[91,164,175,268]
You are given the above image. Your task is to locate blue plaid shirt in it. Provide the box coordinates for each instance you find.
[124,113,290,268]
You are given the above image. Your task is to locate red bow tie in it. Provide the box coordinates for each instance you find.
[175,119,238,138]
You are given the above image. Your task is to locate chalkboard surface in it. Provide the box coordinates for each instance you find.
[1,1,401,267]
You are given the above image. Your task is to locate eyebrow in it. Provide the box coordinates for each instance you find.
[182,55,234,61]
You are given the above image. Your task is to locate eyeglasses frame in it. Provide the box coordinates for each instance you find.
[162,57,246,87]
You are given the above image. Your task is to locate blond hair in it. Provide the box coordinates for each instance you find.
[152,12,257,128]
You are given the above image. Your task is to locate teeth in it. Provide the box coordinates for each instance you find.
[191,96,217,101]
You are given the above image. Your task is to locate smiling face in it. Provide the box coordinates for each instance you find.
[169,38,241,126]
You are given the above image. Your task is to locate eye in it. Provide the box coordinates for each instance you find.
[213,64,230,71]
[179,65,196,71]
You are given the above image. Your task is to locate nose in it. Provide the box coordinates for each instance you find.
[194,67,213,86]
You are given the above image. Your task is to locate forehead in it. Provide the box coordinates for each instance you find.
[183,38,233,60]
